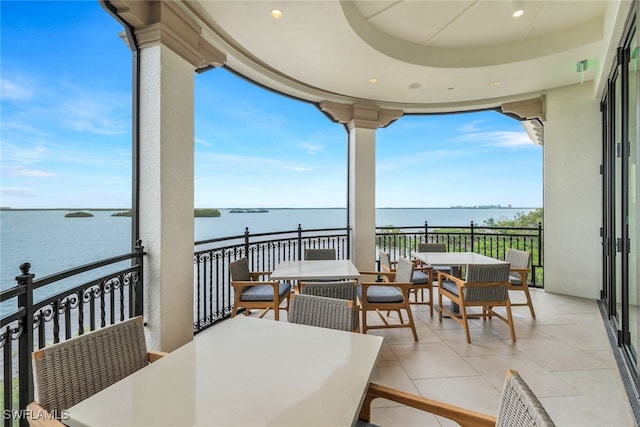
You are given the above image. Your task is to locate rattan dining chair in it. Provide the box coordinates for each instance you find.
[438,263,515,343]
[359,257,419,341]
[27,316,166,427]
[298,280,360,331]
[358,369,555,427]
[505,248,536,318]
[288,293,358,332]
[304,248,336,260]
[229,257,290,321]
[380,250,433,316]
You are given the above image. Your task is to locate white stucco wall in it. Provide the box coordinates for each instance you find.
[348,125,377,272]
[544,82,602,299]
[139,45,195,352]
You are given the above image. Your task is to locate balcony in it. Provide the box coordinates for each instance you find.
[1,225,636,426]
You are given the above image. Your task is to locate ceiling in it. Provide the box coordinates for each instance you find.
[186,1,609,114]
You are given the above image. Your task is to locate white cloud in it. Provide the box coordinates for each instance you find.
[1,77,34,101]
[460,130,532,148]
[457,119,484,133]
[300,143,323,154]
[11,169,56,178]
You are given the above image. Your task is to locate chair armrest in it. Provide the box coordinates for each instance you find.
[358,383,496,427]
[249,271,272,280]
[437,271,464,286]
[148,350,169,363]
[231,280,281,287]
[26,402,65,427]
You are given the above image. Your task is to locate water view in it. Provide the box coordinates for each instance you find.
[0,207,534,290]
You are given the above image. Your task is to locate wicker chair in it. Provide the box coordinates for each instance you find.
[230,257,290,321]
[438,263,515,343]
[304,248,337,260]
[298,280,360,331]
[27,316,166,427]
[380,250,433,316]
[288,293,358,332]
[505,248,536,318]
[417,242,452,275]
[359,257,419,341]
[358,369,555,427]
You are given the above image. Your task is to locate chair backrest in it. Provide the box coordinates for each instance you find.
[505,248,530,269]
[379,250,392,273]
[304,248,336,260]
[418,243,446,252]
[300,280,358,302]
[288,294,356,331]
[32,316,148,414]
[394,257,414,283]
[496,369,556,427]
[229,257,251,281]
[462,263,511,302]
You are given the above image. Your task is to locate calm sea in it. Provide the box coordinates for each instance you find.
[0,207,532,290]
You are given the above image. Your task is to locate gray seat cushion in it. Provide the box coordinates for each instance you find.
[509,274,523,285]
[240,282,290,301]
[358,284,404,303]
[412,270,429,284]
[441,280,459,296]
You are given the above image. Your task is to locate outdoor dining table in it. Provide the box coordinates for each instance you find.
[411,251,507,314]
[269,259,361,281]
[66,315,383,427]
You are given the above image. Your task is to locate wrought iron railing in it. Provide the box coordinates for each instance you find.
[193,225,350,333]
[0,244,144,427]
[376,221,544,286]
[1,223,544,422]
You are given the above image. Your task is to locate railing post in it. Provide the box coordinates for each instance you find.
[470,221,475,252]
[535,222,543,287]
[134,240,144,317]
[16,263,35,421]
[424,221,428,243]
[297,224,303,260]
[244,227,250,259]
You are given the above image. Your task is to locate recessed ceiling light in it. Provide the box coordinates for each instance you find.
[490,81,501,86]
[447,87,454,91]
[512,0,524,17]
[408,82,421,90]
[369,78,377,84]
[270,9,283,19]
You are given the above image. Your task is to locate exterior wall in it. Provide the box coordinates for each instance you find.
[544,82,602,298]
[139,44,195,352]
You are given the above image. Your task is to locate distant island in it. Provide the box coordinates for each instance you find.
[111,209,221,217]
[194,208,221,217]
[65,211,94,218]
[229,208,269,213]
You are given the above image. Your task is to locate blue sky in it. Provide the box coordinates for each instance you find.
[1,1,542,209]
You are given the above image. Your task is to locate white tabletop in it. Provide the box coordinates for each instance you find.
[270,259,360,280]
[412,251,506,266]
[66,316,382,427]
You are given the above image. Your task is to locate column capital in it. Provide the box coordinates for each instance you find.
[319,101,403,129]
[109,0,225,69]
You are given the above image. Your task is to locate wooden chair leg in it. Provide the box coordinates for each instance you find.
[522,286,536,318]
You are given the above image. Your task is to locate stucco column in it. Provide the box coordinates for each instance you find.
[111,1,225,351]
[320,102,402,271]
[138,44,194,352]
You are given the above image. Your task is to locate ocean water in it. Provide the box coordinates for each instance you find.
[0,207,532,290]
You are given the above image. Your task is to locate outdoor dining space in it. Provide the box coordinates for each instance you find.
[21,248,637,427]
[245,287,636,427]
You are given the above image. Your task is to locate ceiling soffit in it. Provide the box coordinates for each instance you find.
[343,0,604,68]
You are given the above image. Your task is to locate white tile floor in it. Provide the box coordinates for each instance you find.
[249,289,637,427]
